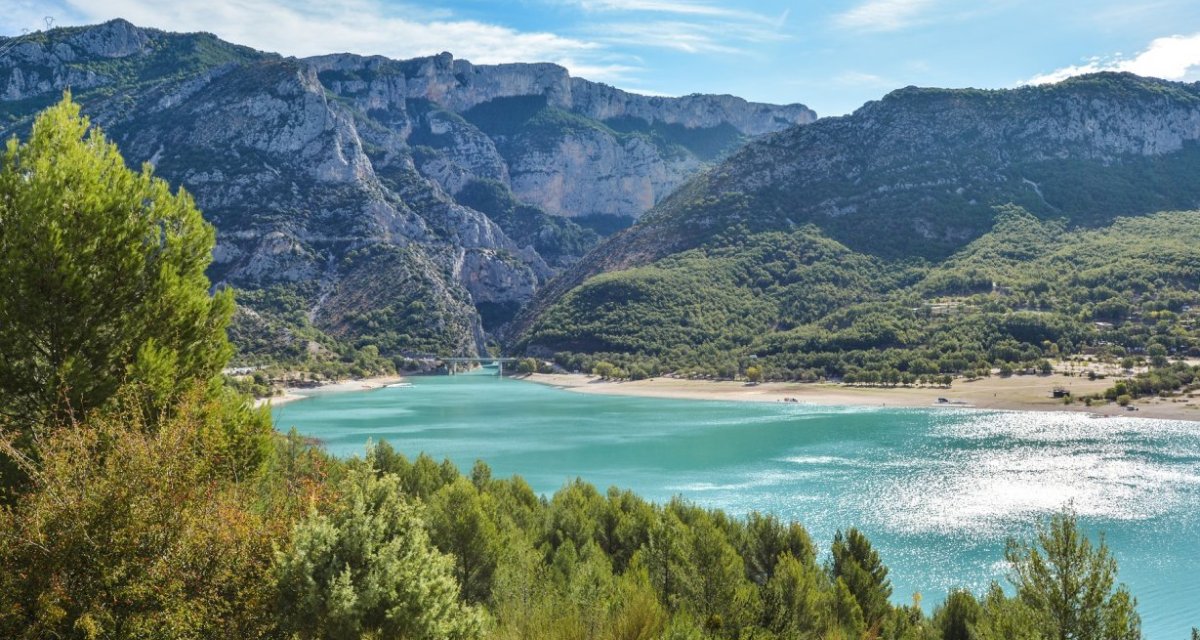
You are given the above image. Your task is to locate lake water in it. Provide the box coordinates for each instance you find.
[274,373,1200,639]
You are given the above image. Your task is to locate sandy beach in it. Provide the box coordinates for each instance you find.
[254,374,406,408]
[526,372,1200,421]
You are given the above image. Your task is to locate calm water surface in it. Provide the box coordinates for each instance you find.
[274,373,1200,639]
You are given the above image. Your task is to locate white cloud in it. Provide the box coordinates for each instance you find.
[566,0,765,21]
[831,71,892,87]
[1023,33,1200,85]
[596,19,784,55]
[571,0,739,17]
[557,0,788,55]
[834,0,937,32]
[16,0,642,83]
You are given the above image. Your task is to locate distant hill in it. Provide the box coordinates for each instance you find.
[0,19,814,362]
[515,74,1200,379]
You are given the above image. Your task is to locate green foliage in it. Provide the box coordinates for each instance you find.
[427,477,501,604]
[525,208,1200,385]
[1005,510,1141,640]
[970,583,1053,640]
[830,528,893,629]
[761,552,827,638]
[516,357,540,375]
[1103,362,1200,401]
[0,387,281,639]
[273,463,483,640]
[0,94,234,425]
[934,589,982,640]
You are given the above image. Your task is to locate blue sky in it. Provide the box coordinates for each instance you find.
[5,0,1200,115]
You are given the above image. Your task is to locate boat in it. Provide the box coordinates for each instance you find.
[386,382,413,388]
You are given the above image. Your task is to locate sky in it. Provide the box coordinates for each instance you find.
[4,0,1200,116]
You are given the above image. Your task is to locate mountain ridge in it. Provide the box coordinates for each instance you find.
[0,19,814,362]
[513,73,1200,375]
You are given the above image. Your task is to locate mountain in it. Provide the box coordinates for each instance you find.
[515,74,1200,378]
[0,19,815,361]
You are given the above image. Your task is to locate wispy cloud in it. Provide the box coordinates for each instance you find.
[596,18,786,55]
[831,71,894,87]
[555,0,788,55]
[15,0,641,82]
[834,0,937,32]
[565,0,768,21]
[1023,32,1200,85]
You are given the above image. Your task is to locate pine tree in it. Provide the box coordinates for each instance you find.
[829,528,893,628]
[427,476,501,603]
[740,511,816,586]
[935,588,983,640]
[762,552,826,638]
[0,93,233,426]
[273,465,482,640]
[1005,510,1141,640]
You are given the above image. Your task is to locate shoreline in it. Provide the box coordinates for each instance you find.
[525,372,1200,422]
[255,374,406,408]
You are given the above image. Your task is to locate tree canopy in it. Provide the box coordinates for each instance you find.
[0,93,233,427]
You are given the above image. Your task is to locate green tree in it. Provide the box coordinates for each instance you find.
[829,528,892,629]
[745,365,763,383]
[762,552,826,638]
[1147,345,1168,369]
[1005,510,1141,640]
[971,583,1051,640]
[427,476,501,604]
[517,358,539,375]
[934,588,982,640]
[0,94,234,426]
[830,577,867,640]
[274,465,482,640]
[641,510,693,611]
[739,512,815,586]
[683,512,760,635]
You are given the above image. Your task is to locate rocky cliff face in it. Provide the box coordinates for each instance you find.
[308,52,815,223]
[0,19,813,359]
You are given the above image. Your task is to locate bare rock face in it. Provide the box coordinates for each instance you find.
[0,20,814,358]
[506,130,700,218]
[307,51,816,222]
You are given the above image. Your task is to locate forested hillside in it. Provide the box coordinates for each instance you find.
[516,74,1200,382]
[520,207,1200,382]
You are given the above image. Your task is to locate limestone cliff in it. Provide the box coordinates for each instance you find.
[0,19,814,359]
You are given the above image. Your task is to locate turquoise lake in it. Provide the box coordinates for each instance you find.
[273,373,1200,639]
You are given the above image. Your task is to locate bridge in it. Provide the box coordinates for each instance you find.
[439,357,522,376]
